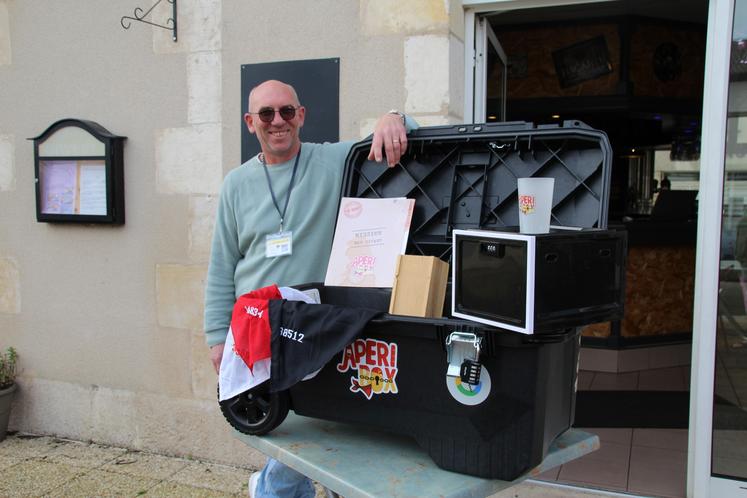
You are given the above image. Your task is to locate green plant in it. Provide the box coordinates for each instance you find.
[0,347,17,390]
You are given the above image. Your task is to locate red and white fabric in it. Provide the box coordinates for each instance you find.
[218,286,318,401]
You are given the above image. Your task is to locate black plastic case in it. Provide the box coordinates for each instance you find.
[290,121,623,479]
[290,285,579,480]
[222,121,624,480]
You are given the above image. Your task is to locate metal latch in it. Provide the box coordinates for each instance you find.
[446,332,482,385]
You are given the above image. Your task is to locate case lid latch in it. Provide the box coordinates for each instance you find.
[445,332,482,384]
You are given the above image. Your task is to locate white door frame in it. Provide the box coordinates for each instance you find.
[464,1,738,496]
[691,0,737,496]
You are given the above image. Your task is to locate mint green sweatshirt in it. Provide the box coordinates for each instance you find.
[204,141,354,347]
[205,115,417,347]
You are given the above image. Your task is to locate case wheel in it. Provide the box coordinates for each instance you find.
[218,382,290,435]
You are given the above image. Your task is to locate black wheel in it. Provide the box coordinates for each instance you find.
[218,381,290,435]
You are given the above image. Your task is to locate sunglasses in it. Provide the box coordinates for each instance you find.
[249,105,300,123]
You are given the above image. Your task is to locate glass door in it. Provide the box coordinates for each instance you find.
[712,1,747,494]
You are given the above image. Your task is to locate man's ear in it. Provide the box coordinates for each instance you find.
[244,113,256,134]
[296,106,306,128]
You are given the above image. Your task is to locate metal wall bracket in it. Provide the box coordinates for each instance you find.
[121,0,177,42]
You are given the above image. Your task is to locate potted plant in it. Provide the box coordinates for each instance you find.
[0,347,17,442]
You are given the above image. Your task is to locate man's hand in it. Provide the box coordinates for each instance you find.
[367,112,408,167]
[210,343,225,374]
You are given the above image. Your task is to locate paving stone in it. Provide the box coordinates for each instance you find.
[0,434,59,458]
[0,460,85,497]
[0,453,20,471]
[100,450,191,479]
[43,438,128,468]
[145,480,242,497]
[0,433,257,497]
[42,468,160,498]
[169,460,248,494]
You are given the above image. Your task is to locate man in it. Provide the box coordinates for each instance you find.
[204,80,415,497]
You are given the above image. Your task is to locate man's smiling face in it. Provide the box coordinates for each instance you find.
[244,80,305,165]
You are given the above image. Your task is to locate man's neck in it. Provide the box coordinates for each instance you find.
[262,144,301,165]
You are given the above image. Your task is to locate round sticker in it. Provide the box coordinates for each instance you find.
[445,365,491,406]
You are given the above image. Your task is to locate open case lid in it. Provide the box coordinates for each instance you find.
[343,120,612,261]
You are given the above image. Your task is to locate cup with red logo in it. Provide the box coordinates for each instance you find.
[517,177,554,234]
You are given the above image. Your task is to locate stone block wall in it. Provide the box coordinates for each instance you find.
[0,0,464,466]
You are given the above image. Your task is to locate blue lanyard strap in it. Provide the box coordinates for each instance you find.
[260,145,301,232]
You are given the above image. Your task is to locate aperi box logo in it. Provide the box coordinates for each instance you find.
[519,194,535,215]
[336,338,398,400]
[343,200,363,218]
[351,255,376,277]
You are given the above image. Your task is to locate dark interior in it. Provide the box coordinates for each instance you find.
[485,0,707,221]
[477,0,707,349]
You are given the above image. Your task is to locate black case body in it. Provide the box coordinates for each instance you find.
[287,121,623,480]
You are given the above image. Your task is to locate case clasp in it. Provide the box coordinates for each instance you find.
[445,331,482,384]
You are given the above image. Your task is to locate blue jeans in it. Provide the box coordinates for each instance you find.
[255,458,315,498]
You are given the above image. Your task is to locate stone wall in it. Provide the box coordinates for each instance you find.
[0,0,464,466]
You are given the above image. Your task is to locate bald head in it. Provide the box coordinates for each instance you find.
[244,79,306,164]
[248,80,300,112]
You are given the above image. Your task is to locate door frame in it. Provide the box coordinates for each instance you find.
[463,1,736,496]
[692,0,737,496]
[474,16,508,122]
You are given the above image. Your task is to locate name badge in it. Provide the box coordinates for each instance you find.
[266,231,293,258]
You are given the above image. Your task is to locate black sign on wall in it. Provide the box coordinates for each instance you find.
[240,58,340,164]
[552,36,613,88]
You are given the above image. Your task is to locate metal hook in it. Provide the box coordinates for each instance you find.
[121,0,178,42]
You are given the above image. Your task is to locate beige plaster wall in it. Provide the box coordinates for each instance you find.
[0,1,10,66]
[0,0,463,466]
[222,0,464,161]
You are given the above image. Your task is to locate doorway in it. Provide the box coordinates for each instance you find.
[466,0,709,496]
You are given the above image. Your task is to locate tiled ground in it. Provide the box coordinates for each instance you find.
[557,296,747,496]
[536,365,692,498]
[536,427,688,498]
[712,310,747,481]
[577,365,690,392]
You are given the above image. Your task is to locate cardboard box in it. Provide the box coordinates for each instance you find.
[388,255,450,318]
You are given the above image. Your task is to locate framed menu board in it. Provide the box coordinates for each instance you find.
[30,119,126,224]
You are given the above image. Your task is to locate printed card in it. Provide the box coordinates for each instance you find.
[324,197,415,287]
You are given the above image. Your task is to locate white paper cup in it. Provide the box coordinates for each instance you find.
[517,177,554,234]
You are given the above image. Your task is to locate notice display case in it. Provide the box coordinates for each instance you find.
[30,119,126,224]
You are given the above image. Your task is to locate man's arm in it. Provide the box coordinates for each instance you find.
[367,111,417,167]
[204,178,242,374]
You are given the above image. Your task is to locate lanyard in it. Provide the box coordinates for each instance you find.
[261,145,301,232]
